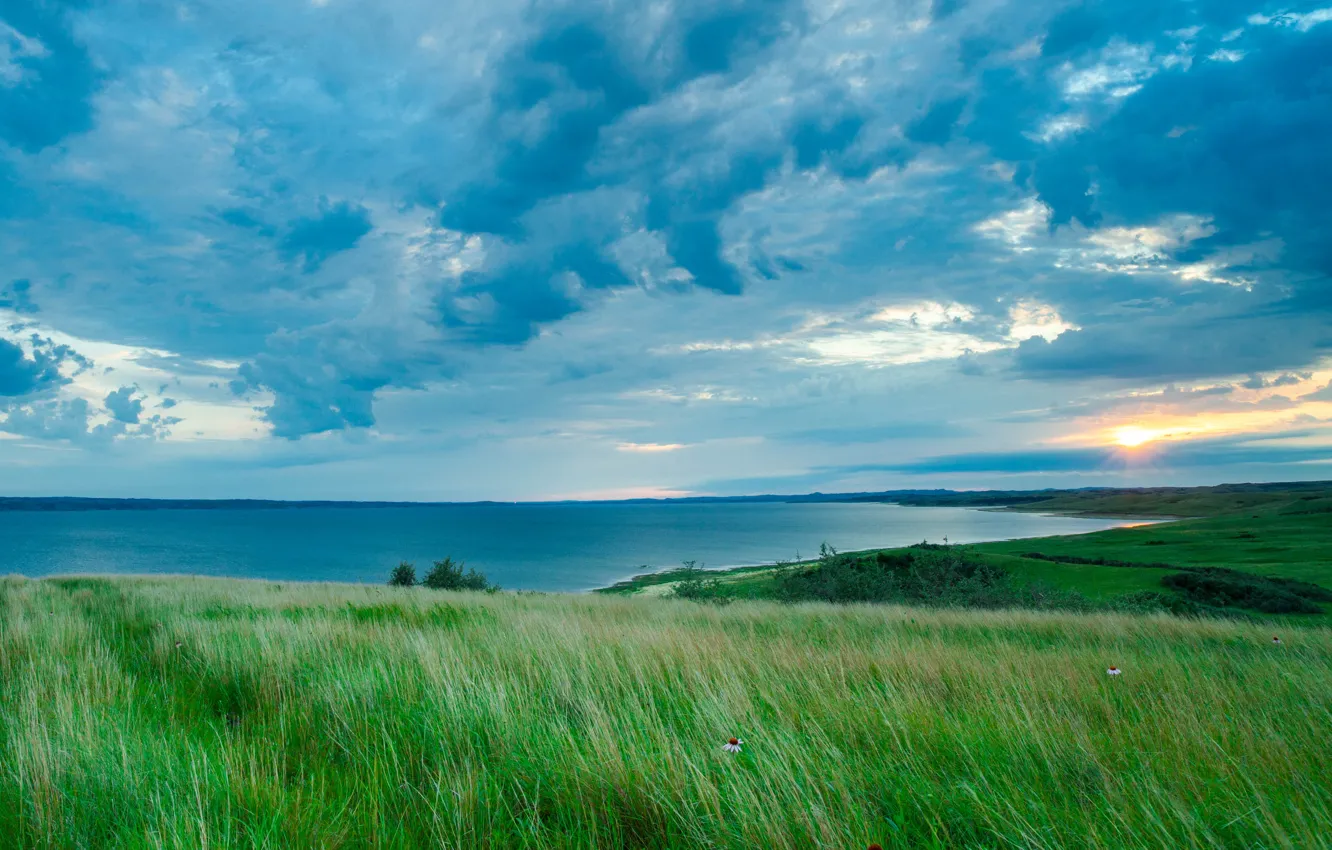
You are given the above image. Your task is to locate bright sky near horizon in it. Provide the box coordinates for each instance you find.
[1,0,1330,501]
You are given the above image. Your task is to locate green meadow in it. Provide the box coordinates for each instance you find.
[2,575,1331,849]
[603,483,1332,622]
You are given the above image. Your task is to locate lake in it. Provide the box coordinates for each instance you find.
[0,502,1148,591]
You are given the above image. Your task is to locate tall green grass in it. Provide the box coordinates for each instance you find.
[2,576,1330,848]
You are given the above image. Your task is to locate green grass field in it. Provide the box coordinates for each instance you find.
[2,576,1331,849]
[973,488,1332,618]
[882,480,1332,518]
[976,512,1332,582]
[603,485,1332,621]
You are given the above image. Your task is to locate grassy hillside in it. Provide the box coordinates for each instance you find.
[874,480,1332,517]
[969,492,1332,618]
[2,576,1331,849]
[976,511,1332,579]
[604,486,1332,621]
[1017,482,1332,517]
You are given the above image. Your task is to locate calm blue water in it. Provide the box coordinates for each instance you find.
[0,503,1147,591]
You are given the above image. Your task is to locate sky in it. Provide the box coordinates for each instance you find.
[1,0,1331,501]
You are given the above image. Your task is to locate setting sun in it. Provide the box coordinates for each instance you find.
[1115,426,1158,448]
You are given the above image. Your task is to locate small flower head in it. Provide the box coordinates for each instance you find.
[722,737,743,753]
[1272,636,1282,645]
[869,845,884,850]
[1106,666,1121,676]
[174,641,183,649]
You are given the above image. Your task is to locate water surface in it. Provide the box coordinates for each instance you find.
[0,503,1147,591]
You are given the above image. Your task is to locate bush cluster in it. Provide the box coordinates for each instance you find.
[1020,552,1180,570]
[1020,550,1331,616]
[388,562,417,587]
[669,561,733,604]
[771,544,1095,611]
[387,557,496,592]
[1161,568,1327,614]
[422,557,496,591]
[1107,591,1247,619]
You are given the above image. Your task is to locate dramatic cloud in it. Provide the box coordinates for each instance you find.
[0,0,1329,498]
[0,335,82,397]
[279,202,373,273]
[0,0,99,152]
[0,339,51,396]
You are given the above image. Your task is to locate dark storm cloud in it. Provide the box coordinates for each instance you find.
[0,336,84,397]
[279,202,373,272]
[0,338,53,396]
[1067,26,1332,276]
[989,20,1332,378]
[435,0,808,344]
[0,0,100,153]
[437,20,652,236]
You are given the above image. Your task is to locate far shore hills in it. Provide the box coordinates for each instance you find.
[4,479,1330,517]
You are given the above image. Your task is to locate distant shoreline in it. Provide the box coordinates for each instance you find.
[3,480,1328,512]
[0,493,1001,511]
[975,506,1187,521]
[593,512,1167,594]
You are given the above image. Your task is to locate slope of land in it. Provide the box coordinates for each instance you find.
[600,484,1332,621]
[2,576,1329,849]
[974,504,1332,582]
[873,479,1332,517]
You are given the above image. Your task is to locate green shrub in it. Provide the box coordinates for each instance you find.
[1020,552,1179,570]
[670,561,733,604]
[1019,550,1331,615]
[1161,569,1325,614]
[388,562,417,587]
[1265,574,1332,601]
[1108,591,1247,619]
[773,544,1087,611]
[422,557,495,592]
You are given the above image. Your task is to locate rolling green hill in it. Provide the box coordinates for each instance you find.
[971,487,1332,619]
[876,479,1332,517]
[603,483,1332,621]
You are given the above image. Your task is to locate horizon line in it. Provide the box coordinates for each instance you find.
[1,479,1329,509]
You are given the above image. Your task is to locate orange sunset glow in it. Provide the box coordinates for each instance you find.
[1113,426,1160,448]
